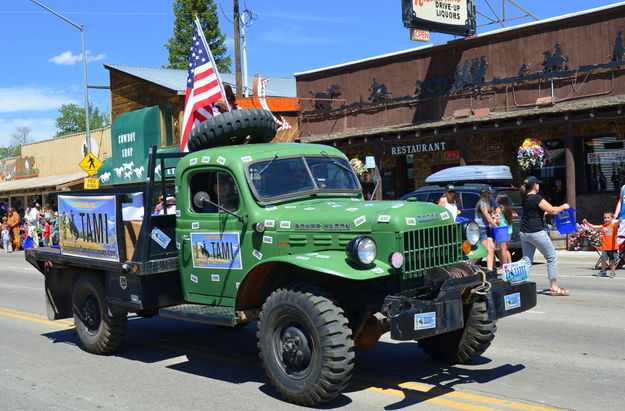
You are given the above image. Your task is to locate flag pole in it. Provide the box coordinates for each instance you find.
[194,18,230,111]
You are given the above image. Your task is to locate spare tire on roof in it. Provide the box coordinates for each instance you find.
[187,108,277,152]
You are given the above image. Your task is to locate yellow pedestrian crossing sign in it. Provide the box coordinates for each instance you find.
[79,152,102,176]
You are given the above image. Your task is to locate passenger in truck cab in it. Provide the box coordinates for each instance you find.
[215,174,239,212]
[158,196,176,215]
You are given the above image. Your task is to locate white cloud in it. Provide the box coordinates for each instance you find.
[0,117,57,147]
[0,87,78,113]
[49,50,107,66]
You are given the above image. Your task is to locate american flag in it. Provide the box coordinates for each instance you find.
[180,19,226,152]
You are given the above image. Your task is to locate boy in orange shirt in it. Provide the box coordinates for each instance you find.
[583,212,620,278]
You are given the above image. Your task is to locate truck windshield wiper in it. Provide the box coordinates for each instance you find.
[259,153,278,175]
[320,150,353,174]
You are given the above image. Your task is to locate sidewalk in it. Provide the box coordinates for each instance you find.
[533,250,597,263]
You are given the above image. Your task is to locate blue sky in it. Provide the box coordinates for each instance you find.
[0,0,619,147]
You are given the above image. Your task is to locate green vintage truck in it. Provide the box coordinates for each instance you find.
[26,109,536,406]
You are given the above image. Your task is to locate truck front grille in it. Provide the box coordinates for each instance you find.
[401,224,463,291]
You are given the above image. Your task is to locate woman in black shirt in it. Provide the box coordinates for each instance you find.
[520,176,571,296]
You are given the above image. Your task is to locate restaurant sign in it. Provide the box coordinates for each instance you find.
[391,141,448,155]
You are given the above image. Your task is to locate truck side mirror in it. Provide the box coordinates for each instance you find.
[193,191,211,208]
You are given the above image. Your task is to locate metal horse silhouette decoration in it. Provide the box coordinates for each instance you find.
[312,84,342,111]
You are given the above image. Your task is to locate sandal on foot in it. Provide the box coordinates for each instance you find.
[550,289,571,296]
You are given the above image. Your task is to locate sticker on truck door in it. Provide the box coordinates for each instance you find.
[190,232,242,270]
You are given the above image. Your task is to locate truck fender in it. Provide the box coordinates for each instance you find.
[259,251,393,280]
[235,251,392,310]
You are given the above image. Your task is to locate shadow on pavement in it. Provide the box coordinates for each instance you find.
[42,315,524,409]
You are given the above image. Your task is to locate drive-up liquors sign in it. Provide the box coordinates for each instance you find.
[401,0,476,37]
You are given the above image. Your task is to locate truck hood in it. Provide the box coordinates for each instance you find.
[264,198,454,233]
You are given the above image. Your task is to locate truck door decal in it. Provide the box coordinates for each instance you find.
[190,232,242,270]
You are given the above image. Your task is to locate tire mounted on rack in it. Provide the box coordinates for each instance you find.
[187,108,277,152]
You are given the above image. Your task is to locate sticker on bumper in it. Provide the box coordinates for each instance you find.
[414,312,436,330]
[504,292,521,310]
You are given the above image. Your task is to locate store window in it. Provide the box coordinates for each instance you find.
[583,136,624,193]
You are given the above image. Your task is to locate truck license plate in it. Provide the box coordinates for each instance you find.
[502,259,530,284]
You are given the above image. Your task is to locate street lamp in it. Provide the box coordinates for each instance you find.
[29,0,92,154]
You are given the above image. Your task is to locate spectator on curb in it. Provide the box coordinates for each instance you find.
[7,207,20,252]
[25,201,40,248]
[583,213,620,278]
[495,194,514,265]
[1,217,10,252]
[438,185,461,221]
[473,187,498,270]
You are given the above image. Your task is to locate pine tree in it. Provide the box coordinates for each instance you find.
[165,0,231,73]
[55,104,110,137]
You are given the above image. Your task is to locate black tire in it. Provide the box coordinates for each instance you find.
[257,285,355,406]
[72,273,127,354]
[418,301,497,364]
[187,108,276,152]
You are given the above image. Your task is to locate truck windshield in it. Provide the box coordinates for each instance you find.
[247,155,360,201]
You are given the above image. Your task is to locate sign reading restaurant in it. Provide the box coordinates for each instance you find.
[391,141,448,155]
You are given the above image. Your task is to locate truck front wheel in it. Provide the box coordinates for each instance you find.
[72,273,127,354]
[418,300,497,364]
[257,286,355,405]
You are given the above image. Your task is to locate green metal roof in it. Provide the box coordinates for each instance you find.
[104,64,296,97]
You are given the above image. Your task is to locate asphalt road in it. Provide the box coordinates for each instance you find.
[1,250,624,410]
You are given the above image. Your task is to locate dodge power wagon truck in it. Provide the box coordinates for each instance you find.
[26,109,536,406]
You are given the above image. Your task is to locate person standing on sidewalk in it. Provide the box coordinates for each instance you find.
[24,201,40,248]
[583,213,620,278]
[519,176,571,296]
[7,207,20,252]
[437,185,461,221]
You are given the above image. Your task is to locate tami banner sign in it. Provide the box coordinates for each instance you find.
[401,0,476,37]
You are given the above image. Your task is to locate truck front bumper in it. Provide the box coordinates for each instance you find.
[383,277,536,341]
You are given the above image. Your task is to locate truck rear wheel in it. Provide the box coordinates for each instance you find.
[72,273,127,355]
[187,108,276,151]
[257,285,355,405]
[418,301,497,364]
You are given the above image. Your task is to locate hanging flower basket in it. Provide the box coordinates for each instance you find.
[517,138,548,170]
[349,157,367,176]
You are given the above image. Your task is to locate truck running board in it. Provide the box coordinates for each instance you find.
[159,304,236,327]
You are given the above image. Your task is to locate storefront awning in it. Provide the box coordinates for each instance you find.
[0,171,86,194]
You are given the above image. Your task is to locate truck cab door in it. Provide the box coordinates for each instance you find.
[177,168,246,306]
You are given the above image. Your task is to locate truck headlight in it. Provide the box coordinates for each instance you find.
[463,221,480,245]
[346,236,377,266]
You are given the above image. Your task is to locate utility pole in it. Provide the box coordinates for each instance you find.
[233,0,242,98]
[30,0,91,153]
